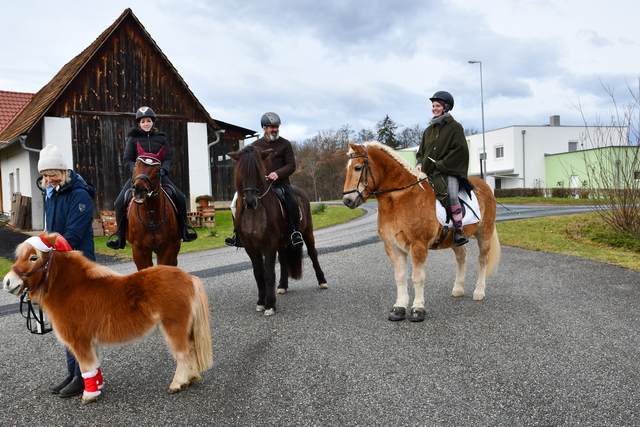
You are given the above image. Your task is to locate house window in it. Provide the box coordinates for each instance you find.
[495,178,502,189]
[568,141,578,152]
[495,146,504,159]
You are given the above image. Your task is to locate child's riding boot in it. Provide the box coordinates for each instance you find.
[177,201,197,242]
[451,203,469,246]
[106,204,127,249]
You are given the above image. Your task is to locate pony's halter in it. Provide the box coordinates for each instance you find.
[342,146,374,200]
[11,250,54,295]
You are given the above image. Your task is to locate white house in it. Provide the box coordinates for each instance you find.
[399,115,630,190]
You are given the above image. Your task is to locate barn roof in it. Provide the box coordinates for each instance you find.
[0,8,220,149]
[0,90,34,134]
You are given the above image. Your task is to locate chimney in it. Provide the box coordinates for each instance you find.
[550,115,560,126]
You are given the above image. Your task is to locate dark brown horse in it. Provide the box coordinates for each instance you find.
[342,141,500,321]
[3,233,212,404]
[228,145,327,316]
[128,156,181,270]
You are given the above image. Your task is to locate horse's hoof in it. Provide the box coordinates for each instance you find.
[319,282,328,289]
[388,306,406,321]
[277,288,286,294]
[168,384,187,394]
[81,395,99,404]
[451,289,464,298]
[409,308,426,322]
[473,292,485,301]
[256,305,266,312]
[264,308,276,316]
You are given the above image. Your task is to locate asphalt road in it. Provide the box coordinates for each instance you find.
[1,204,640,426]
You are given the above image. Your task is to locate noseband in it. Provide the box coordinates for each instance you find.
[242,179,274,210]
[11,250,54,295]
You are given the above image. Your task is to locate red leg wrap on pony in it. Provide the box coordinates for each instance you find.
[82,369,102,398]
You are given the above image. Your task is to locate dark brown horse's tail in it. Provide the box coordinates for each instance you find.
[286,245,304,280]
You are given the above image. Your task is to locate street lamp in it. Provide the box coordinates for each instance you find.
[468,60,486,181]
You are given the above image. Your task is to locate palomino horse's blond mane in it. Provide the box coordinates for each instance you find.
[352,141,427,181]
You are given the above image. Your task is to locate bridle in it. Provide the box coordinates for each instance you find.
[12,250,55,335]
[11,250,54,295]
[131,156,168,251]
[241,178,274,210]
[342,145,429,199]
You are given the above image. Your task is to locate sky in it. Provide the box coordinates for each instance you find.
[1,0,638,143]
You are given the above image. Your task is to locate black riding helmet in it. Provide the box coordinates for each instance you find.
[136,106,156,122]
[429,91,454,112]
[261,112,281,127]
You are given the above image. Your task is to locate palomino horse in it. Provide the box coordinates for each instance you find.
[3,233,212,403]
[342,141,500,322]
[228,145,327,316]
[128,155,181,270]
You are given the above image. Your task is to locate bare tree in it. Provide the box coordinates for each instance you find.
[577,79,640,238]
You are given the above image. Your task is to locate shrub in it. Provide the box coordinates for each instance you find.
[311,203,326,215]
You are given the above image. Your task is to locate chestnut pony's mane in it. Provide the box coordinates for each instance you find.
[16,241,120,280]
[350,141,426,181]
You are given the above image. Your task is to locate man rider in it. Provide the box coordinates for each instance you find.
[225,112,303,249]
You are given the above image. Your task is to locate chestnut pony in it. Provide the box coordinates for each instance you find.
[228,145,327,316]
[3,233,212,403]
[128,155,181,270]
[342,141,500,321]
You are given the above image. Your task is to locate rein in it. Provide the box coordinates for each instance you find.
[342,146,428,198]
[242,178,274,209]
[132,163,168,250]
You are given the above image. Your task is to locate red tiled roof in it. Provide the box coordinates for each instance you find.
[0,90,34,134]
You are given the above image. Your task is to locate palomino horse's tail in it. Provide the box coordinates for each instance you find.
[191,276,213,372]
[486,226,501,276]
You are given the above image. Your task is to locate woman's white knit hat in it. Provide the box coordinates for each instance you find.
[38,144,68,172]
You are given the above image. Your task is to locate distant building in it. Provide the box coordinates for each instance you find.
[398,115,631,191]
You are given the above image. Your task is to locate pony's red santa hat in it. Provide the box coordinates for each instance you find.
[25,235,73,252]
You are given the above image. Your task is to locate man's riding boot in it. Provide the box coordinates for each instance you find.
[106,205,127,249]
[453,228,469,246]
[225,229,242,247]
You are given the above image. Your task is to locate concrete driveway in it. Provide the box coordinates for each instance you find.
[1,205,639,426]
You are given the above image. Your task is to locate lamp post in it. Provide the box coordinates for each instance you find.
[468,60,486,181]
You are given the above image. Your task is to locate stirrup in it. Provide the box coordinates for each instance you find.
[183,226,198,242]
[290,231,303,248]
[106,232,125,250]
[454,229,469,247]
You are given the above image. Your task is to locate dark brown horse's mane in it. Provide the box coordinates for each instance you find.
[234,145,268,189]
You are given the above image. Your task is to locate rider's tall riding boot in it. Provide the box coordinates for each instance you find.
[177,200,198,242]
[451,203,468,246]
[106,203,127,249]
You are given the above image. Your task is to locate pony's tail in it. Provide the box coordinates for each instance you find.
[191,277,213,372]
[287,245,303,280]
[486,226,501,276]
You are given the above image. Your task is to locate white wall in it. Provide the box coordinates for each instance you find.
[187,122,209,211]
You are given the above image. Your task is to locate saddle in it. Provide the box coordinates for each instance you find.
[272,186,302,221]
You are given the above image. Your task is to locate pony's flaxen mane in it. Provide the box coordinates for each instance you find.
[358,141,426,180]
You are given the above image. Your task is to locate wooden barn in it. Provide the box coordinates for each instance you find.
[0,8,254,230]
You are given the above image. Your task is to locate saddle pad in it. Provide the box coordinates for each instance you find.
[435,190,481,227]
